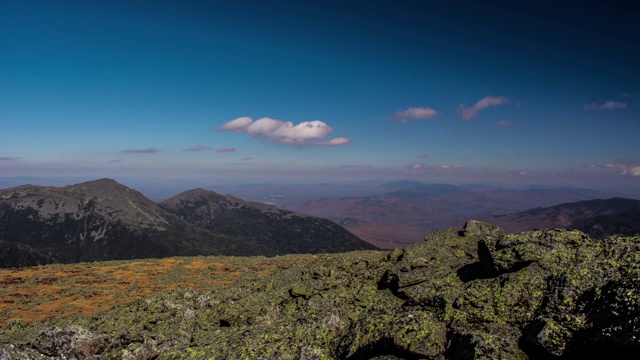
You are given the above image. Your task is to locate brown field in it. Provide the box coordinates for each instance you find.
[0,254,315,328]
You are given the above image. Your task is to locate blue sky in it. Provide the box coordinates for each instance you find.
[1,0,639,189]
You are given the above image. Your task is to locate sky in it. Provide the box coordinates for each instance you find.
[1,0,639,191]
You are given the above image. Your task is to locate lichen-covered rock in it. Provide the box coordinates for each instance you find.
[2,221,640,359]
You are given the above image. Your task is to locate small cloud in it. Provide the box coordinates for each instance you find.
[585,101,628,110]
[108,159,124,163]
[218,116,351,147]
[240,157,253,161]
[622,92,640,98]
[494,120,513,127]
[218,116,253,131]
[183,145,211,152]
[0,156,21,161]
[459,96,509,120]
[417,153,429,158]
[120,147,159,154]
[606,163,640,176]
[216,146,236,153]
[403,163,430,174]
[507,170,532,177]
[392,106,439,124]
[313,137,351,146]
[403,163,463,174]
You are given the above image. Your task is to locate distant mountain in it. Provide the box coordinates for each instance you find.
[382,183,471,198]
[486,198,640,238]
[0,179,375,267]
[278,181,617,248]
[381,181,470,195]
[160,189,377,254]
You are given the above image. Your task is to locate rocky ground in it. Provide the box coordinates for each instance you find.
[1,221,639,359]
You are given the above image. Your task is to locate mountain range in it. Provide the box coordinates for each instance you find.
[253,180,619,248]
[0,179,375,267]
[2,178,638,269]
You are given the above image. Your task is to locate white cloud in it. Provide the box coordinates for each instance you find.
[219,116,253,131]
[585,101,628,110]
[218,116,350,146]
[606,163,640,176]
[392,106,439,124]
[313,137,351,146]
[403,163,427,174]
[417,153,429,158]
[459,96,509,120]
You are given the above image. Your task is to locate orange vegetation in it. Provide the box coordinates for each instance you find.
[0,254,314,327]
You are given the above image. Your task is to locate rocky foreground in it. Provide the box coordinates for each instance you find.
[1,221,639,359]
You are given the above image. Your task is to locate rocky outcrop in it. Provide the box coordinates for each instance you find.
[1,221,639,359]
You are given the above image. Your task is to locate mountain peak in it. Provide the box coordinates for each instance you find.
[65,178,128,194]
[1,179,376,265]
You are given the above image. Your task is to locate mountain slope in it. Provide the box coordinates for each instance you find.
[0,179,374,266]
[0,179,256,263]
[160,188,377,254]
[0,240,58,268]
[486,197,640,237]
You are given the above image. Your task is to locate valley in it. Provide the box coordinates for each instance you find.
[210,181,635,248]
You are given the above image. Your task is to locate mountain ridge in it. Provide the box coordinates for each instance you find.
[160,188,376,255]
[486,197,640,238]
[0,179,375,267]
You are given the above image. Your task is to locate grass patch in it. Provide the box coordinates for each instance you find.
[0,254,315,327]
